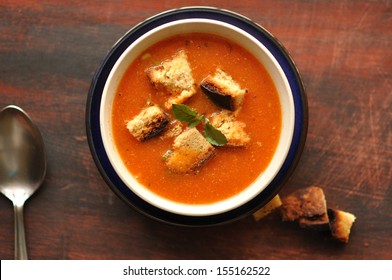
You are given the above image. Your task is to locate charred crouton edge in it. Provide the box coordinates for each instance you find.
[201,68,247,111]
[126,105,169,141]
[145,50,196,109]
[164,128,216,173]
[210,110,250,147]
[299,213,330,231]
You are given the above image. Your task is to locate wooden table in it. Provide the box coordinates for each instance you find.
[1,0,391,260]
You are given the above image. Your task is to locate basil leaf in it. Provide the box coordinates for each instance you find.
[172,104,227,146]
[204,122,228,146]
[172,104,199,123]
[188,118,201,128]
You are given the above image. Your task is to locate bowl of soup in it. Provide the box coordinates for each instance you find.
[86,7,308,226]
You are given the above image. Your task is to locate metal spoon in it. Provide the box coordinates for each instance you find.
[0,105,46,260]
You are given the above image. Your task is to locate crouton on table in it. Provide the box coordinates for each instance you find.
[328,208,356,243]
[126,105,168,141]
[164,128,215,173]
[201,68,247,111]
[280,186,327,221]
[210,110,250,147]
[278,186,356,243]
[146,50,196,109]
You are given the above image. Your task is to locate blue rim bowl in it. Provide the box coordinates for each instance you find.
[86,7,308,226]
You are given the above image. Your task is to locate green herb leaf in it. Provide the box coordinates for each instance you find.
[172,104,199,123]
[203,122,228,146]
[188,118,201,128]
[172,104,227,146]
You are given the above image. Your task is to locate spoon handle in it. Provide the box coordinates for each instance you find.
[14,203,28,260]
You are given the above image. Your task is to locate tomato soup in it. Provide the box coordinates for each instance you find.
[112,33,281,204]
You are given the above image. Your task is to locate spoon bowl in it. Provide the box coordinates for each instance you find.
[0,105,46,259]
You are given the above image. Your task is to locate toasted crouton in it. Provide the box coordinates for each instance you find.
[164,128,215,173]
[278,186,356,243]
[126,105,168,141]
[201,68,247,111]
[280,186,327,221]
[146,50,196,109]
[160,120,184,140]
[328,208,356,243]
[210,110,250,147]
[253,194,282,221]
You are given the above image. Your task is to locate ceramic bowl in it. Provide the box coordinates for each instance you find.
[86,7,308,226]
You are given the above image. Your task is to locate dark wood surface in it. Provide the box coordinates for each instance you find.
[1,0,391,260]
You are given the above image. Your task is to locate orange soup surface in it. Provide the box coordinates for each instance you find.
[112,33,281,205]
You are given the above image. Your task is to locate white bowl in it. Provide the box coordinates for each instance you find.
[100,19,294,216]
[87,7,307,226]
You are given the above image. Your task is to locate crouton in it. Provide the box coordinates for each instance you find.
[210,110,250,147]
[299,213,330,231]
[201,68,247,111]
[126,105,169,141]
[160,120,184,140]
[164,128,215,173]
[253,194,282,221]
[146,50,196,109]
[277,186,357,243]
[280,186,327,222]
[328,208,356,243]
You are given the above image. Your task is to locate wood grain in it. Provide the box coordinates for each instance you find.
[0,0,391,260]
